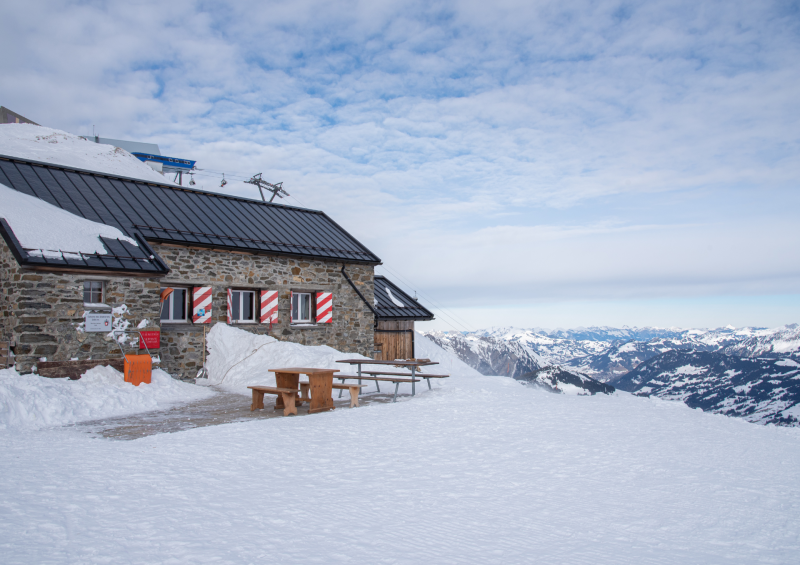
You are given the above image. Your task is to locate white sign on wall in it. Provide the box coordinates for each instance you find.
[85,313,113,332]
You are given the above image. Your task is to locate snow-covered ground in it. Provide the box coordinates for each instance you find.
[1,329,799,563]
[0,366,214,430]
[0,123,175,184]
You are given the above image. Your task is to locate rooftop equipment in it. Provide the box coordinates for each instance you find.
[245,173,290,203]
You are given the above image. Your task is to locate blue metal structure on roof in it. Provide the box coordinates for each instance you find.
[0,155,382,270]
[131,153,196,173]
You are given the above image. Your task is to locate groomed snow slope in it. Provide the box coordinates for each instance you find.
[1,332,799,563]
[0,366,214,430]
[0,124,175,184]
[2,381,798,563]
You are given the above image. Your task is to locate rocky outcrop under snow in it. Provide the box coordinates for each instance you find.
[515,366,615,395]
[424,331,542,377]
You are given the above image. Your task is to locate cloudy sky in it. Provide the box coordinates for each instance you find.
[2,0,799,331]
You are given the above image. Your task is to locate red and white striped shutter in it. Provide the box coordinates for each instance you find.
[226,288,232,324]
[260,290,278,324]
[316,292,333,324]
[192,287,212,323]
[290,291,294,323]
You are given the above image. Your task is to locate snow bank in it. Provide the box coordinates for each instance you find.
[0,182,137,256]
[199,325,484,394]
[0,366,214,430]
[0,124,174,185]
[200,324,370,392]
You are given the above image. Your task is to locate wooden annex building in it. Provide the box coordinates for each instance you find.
[372,275,434,360]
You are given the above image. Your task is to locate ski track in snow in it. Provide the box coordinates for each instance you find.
[1,378,799,564]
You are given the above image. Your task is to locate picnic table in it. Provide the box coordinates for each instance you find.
[270,367,339,414]
[336,359,446,400]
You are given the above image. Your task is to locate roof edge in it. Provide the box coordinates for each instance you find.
[0,153,329,216]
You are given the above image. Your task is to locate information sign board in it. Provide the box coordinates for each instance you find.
[85,313,113,332]
[138,331,161,350]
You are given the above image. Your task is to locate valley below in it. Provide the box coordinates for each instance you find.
[424,324,800,426]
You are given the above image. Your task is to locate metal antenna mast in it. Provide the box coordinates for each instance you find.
[245,173,290,203]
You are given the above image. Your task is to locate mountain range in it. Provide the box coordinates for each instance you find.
[423,324,800,425]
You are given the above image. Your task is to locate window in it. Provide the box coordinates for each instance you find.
[83,281,104,304]
[292,292,313,323]
[161,287,188,322]
[231,290,256,323]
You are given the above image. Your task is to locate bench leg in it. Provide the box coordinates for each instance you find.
[300,383,310,404]
[393,382,400,402]
[426,377,432,391]
[251,389,265,411]
[338,378,345,398]
[281,392,298,416]
[375,379,380,393]
[349,387,359,408]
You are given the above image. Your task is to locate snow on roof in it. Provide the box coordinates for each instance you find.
[0,182,137,256]
[0,124,175,185]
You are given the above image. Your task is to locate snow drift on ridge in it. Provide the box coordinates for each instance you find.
[0,366,214,430]
[0,123,175,185]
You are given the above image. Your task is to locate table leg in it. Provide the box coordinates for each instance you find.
[274,372,300,410]
[281,392,298,416]
[411,366,416,396]
[300,383,311,403]
[308,372,335,414]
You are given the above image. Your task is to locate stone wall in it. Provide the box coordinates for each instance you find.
[152,243,375,380]
[0,240,375,380]
[0,241,162,373]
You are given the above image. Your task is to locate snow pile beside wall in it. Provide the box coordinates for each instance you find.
[200,325,485,395]
[0,182,137,256]
[0,124,174,185]
[0,366,214,430]
[201,324,370,393]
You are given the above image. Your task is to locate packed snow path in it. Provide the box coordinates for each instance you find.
[2,378,799,564]
[72,387,402,440]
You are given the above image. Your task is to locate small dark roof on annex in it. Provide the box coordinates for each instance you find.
[374,275,434,321]
[0,154,382,266]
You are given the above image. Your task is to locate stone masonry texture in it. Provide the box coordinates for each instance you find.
[1,240,375,380]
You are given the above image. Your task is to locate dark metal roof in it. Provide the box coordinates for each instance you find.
[374,275,434,321]
[0,219,169,275]
[0,155,382,265]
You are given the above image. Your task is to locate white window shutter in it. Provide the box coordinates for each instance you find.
[316,292,332,324]
[226,288,232,324]
[192,287,212,323]
[290,291,294,323]
[260,290,278,324]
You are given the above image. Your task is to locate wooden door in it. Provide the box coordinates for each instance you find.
[374,321,414,361]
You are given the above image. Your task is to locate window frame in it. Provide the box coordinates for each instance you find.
[230,289,257,324]
[160,286,190,323]
[291,292,314,324]
[83,280,105,305]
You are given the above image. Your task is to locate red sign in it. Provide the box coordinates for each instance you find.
[138,330,161,350]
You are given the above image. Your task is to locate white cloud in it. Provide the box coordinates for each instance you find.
[1,0,799,327]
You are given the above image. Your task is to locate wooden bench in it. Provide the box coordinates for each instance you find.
[359,370,450,391]
[248,386,300,416]
[335,375,420,403]
[300,381,366,408]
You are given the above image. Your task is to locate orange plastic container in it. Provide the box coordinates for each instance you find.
[124,354,152,386]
